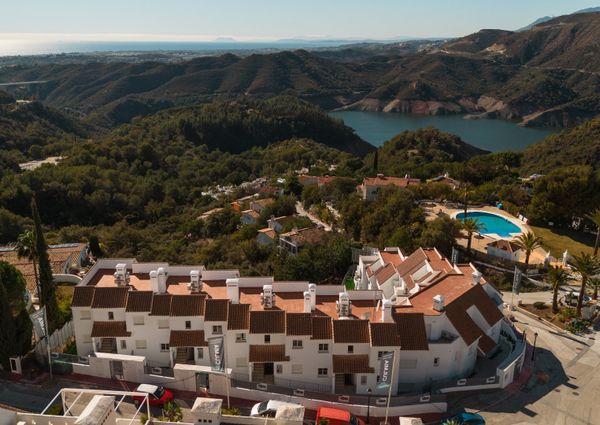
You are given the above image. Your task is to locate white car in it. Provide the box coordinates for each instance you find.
[250,400,301,417]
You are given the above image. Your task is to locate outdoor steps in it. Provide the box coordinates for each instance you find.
[334,374,346,393]
[175,348,191,365]
[252,363,265,382]
[99,338,115,353]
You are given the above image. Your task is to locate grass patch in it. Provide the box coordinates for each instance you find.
[530,225,595,256]
[56,285,74,325]
[344,276,355,290]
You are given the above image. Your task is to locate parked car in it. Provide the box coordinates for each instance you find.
[442,412,485,424]
[315,406,366,425]
[250,400,302,417]
[564,291,591,306]
[132,384,174,407]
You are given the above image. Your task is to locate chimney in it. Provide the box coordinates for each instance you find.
[114,263,129,287]
[381,299,393,323]
[150,270,159,293]
[308,283,317,310]
[152,267,167,293]
[336,292,351,319]
[226,278,240,304]
[303,291,311,313]
[471,271,482,286]
[189,270,201,293]
[261,284,275,309]
[433,294,445,312]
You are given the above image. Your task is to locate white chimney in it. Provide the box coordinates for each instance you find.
[308,283,317,310]
[150,270,159,293]
[189,270,201,293]
[261,284,275,309]
[433,294,445,312]
[226,278,240,304]
[381,299,393,323]
[472,271,482,286]
[155,267,167,293]
[114,263,129,286]
[336,292,351,318]
[303,291,311,313]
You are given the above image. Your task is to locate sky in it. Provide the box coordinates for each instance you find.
[0,0,599,41]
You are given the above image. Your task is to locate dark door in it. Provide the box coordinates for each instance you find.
[110,360,124,379]
[264,363,274,376]
[344,373,353,386]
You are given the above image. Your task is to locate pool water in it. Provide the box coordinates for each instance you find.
[456,211,522,238]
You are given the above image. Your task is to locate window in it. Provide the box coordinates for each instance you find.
[377,351,383,360]
[433,357,440,367]
[264,335,271,343]
[80,310,91,320]
[197,347,204,359]
[135,340,147,349]
[292,364,302,374]
[318,368,328,377]
[376,375,380,383]
[158,319,169,329]
[318,343,329,353]
[120,340,127,349]
[160,343,170,352]
[185,320,191,330]
[108,311,114,320]
[360,375,367,385]
[347,345,354,354]
[236,333,246,343]
[236,357,247,367]
[133,316,144,325]
[212,325,223,335]
[292,340,303,349]
[276,364,283,374]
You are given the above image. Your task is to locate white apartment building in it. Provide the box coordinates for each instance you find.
[70,249,510,397]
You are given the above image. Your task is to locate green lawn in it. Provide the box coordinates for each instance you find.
[530,225,596,257]
[56,285,74,325]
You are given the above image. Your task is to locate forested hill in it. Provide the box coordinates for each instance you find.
[112,96,375,156]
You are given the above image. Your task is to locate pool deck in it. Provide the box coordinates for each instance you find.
[424,204,548,264]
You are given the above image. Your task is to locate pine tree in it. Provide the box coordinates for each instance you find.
[0,278,16,368]
[32,196,58,332]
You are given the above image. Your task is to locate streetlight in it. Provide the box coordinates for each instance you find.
[366,388,372,424]
[531,332,538,361]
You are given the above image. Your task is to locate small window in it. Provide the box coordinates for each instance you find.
[160,343,170,352]
[133,316,144,325]
[292,364,302,374]
[120,340,127,349]
[212,325,223,335]
[185,320,191,330]
[264,335,271,344]
[135,340,147,349]
[434,357,440,367]
[360,375,367,385]
[80,310,91,320]
[376,375,380,383]
[276,364,283,374]
[318,343,329,353]
[158,319,169,329]
[108,311,114,320]
[236,333,246,343]
[318,368,328,377]
[197,347,204,359]
[377,351,383,360]
[292,340,303,349]
[347,345,354,354]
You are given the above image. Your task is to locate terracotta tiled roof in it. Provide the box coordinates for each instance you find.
[249,345,289,362]
[332,355,374,374]
[72,286,95,307]
[150,294,172,316]
[250,310,286,334]
[170,295,205,316]
[333,320,370,343]
[363,176,420,188]
[393,312,429,350]
[280,227,328,247]
[125,291,153,312]
[380,251,403,267]
[242,210,260,219]
[91,321,130,337]
[169,330,208,347]
[369,323,401,347]
[204,299,229,321]
[374,263,397,285]
[286,313,312,336]
[396,248,428,277]
[311,316,332,340]
[227,304,250,330]
[91,287,129,309]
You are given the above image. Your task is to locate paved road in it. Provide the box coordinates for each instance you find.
[448,291,600,425]
[295,201,332,231]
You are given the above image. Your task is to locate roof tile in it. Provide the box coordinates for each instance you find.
[170,295,205,316]
[169,330,208,347]
[72,286,95,307]
[249,345,289,362]
[90,321,130,338]
[333,320,370,343]
[227,304,250,330]
[332,355,374,374]
[286,313,312,336]
[250,310,286,334]
[204,299,229,321]
[91,287,129,309]
[125,291,153,312]
[369,322,401,347]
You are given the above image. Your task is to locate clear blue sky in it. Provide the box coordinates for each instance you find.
[1,0,599,40]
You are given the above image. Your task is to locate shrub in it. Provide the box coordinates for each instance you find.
[222,407,241,416]
[533,301,546,309]
[558,307,577,323]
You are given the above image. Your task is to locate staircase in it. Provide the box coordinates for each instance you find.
[99,338,116,353]
[252,363,265,382]
[175,348,192,365]
[334,374,346,393]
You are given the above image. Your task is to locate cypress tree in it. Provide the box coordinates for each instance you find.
[32,196,58,332]
[0,278,16,368]
[373,150,379,173]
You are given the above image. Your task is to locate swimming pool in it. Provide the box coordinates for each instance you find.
[455,211,522,238]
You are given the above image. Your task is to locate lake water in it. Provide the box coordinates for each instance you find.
[329,111,557,152]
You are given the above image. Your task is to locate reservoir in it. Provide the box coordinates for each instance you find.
[329,111,557,152]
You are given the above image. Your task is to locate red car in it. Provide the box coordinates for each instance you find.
[316,406,366,425]
[132,384,174,407]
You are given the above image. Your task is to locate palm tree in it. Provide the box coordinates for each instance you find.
[462,218,483,254]
[461,184,474,219]
[586,208,600,257]
[514,231,542,270]
[547,266,569,313]
[571,253,600,317]
[589,277,600,301]
[15,230,39,300]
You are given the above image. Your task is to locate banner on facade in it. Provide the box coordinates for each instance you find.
[512,267,523,295]
[208,337,224,372]
[377,351,394,390]
[30,306,47,339]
